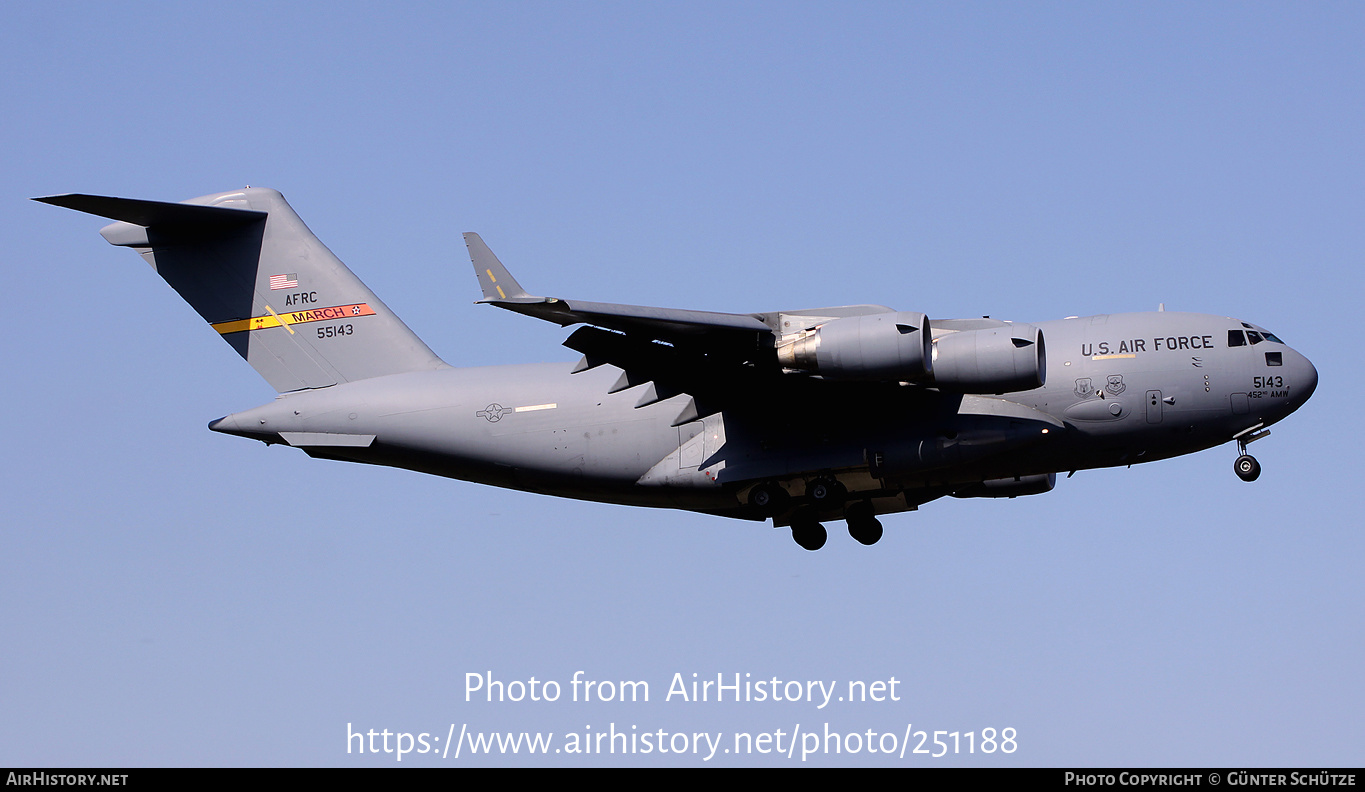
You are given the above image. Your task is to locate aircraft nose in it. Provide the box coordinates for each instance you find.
[1295,351,1318,404]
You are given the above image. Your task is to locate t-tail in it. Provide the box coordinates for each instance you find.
[36,188,447,392]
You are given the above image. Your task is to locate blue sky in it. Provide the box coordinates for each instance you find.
[2,2,1361,766]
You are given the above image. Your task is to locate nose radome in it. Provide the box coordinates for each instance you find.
[1297,352,1318,404]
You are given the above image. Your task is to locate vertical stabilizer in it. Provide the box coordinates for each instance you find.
[37,188,447,392]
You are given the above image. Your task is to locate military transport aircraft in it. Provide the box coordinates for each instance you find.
[38,188,1318,550]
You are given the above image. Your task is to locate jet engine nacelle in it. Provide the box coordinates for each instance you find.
[776,311,932,381]
[951,472,1056,499]
[931,325,1046,393]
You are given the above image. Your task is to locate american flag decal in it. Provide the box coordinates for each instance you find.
[269,273,299,290]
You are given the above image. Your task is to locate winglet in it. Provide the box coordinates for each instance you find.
[464,232,532,302]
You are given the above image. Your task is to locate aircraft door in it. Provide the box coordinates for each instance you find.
[1146,390,1163,423]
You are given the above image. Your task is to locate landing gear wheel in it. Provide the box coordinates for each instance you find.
[1234,454,1261,482]
[844,502,884,546]
[747,482,789,517]
[848,516,883,546]
[808,478,847,506]
[790,511,827,551]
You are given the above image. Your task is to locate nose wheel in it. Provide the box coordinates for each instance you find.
[1234,454,1261,482]
[1232,424,1270,482]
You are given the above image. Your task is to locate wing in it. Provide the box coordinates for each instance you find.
[463,232,903,425]
[459,236,1057,494]
[463,232,892,353]
[466,232,772,343]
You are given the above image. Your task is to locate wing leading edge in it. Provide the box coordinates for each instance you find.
[463,232,773,343]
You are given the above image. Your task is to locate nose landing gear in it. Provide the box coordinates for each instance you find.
[1232,423,1270,482]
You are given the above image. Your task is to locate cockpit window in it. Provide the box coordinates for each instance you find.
[1247,330,1264,345]
[1265,351,1283,366]
[1262,331,1284,343]
[1228,330,1247,347]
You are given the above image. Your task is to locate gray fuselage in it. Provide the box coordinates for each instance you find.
[210,310,1318,522]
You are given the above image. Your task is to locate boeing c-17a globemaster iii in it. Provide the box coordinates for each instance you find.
[37,188,1318,550]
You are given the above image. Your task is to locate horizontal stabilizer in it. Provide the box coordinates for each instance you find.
[33,194,265,229]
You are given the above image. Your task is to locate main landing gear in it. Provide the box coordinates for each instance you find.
[807,477,847,507]
[751,480,886,550]
[747,482,790,516]
[844,501,884,546]
[788,501,883,551]
[1232,424,1270,483]
[790,509,827,551]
